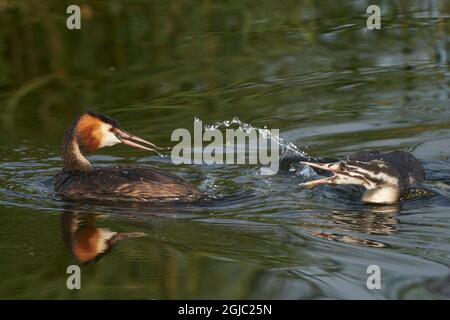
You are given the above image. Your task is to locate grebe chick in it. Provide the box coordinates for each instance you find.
[54,111,203,202]
[300,151,425,204]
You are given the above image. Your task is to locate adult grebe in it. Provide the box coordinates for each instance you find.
[299,151,426,204]
[54,111,203,202]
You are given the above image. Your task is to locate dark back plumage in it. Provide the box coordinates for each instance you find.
[55,165,203,202]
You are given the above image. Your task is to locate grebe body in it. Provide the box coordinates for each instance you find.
[55,165,202,202]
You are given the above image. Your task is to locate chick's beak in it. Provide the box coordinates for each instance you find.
[112,128,159,152]
[299,161,336,188]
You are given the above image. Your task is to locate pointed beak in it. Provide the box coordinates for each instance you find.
[300,161,334,172]
[113,128,160,152]
[299,161,336,188]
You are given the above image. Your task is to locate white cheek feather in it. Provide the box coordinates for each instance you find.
[99,124,121,148]
[348,165,399,186]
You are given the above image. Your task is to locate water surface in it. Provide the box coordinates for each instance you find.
[0,0,449,299]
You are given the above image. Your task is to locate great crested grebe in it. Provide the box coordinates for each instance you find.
[299,150,426,204]
[54,111,203,202]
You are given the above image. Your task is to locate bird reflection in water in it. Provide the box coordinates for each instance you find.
[60,211,145,264]
[311,205,400,248]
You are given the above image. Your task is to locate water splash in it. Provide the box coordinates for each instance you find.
[148,148,168,158]
[198,174,219,199]
[145,142,171,158]
[198,116,311,159]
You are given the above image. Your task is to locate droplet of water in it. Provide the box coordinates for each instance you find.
[197,116,310,160]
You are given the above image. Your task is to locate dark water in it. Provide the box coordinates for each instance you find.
[1,0,450,299]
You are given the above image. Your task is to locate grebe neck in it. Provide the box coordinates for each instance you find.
[362,184,402,204]
[61,121,93,172]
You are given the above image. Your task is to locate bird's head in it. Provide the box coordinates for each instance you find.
[300,159,402,204]
[75,111,157,154]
